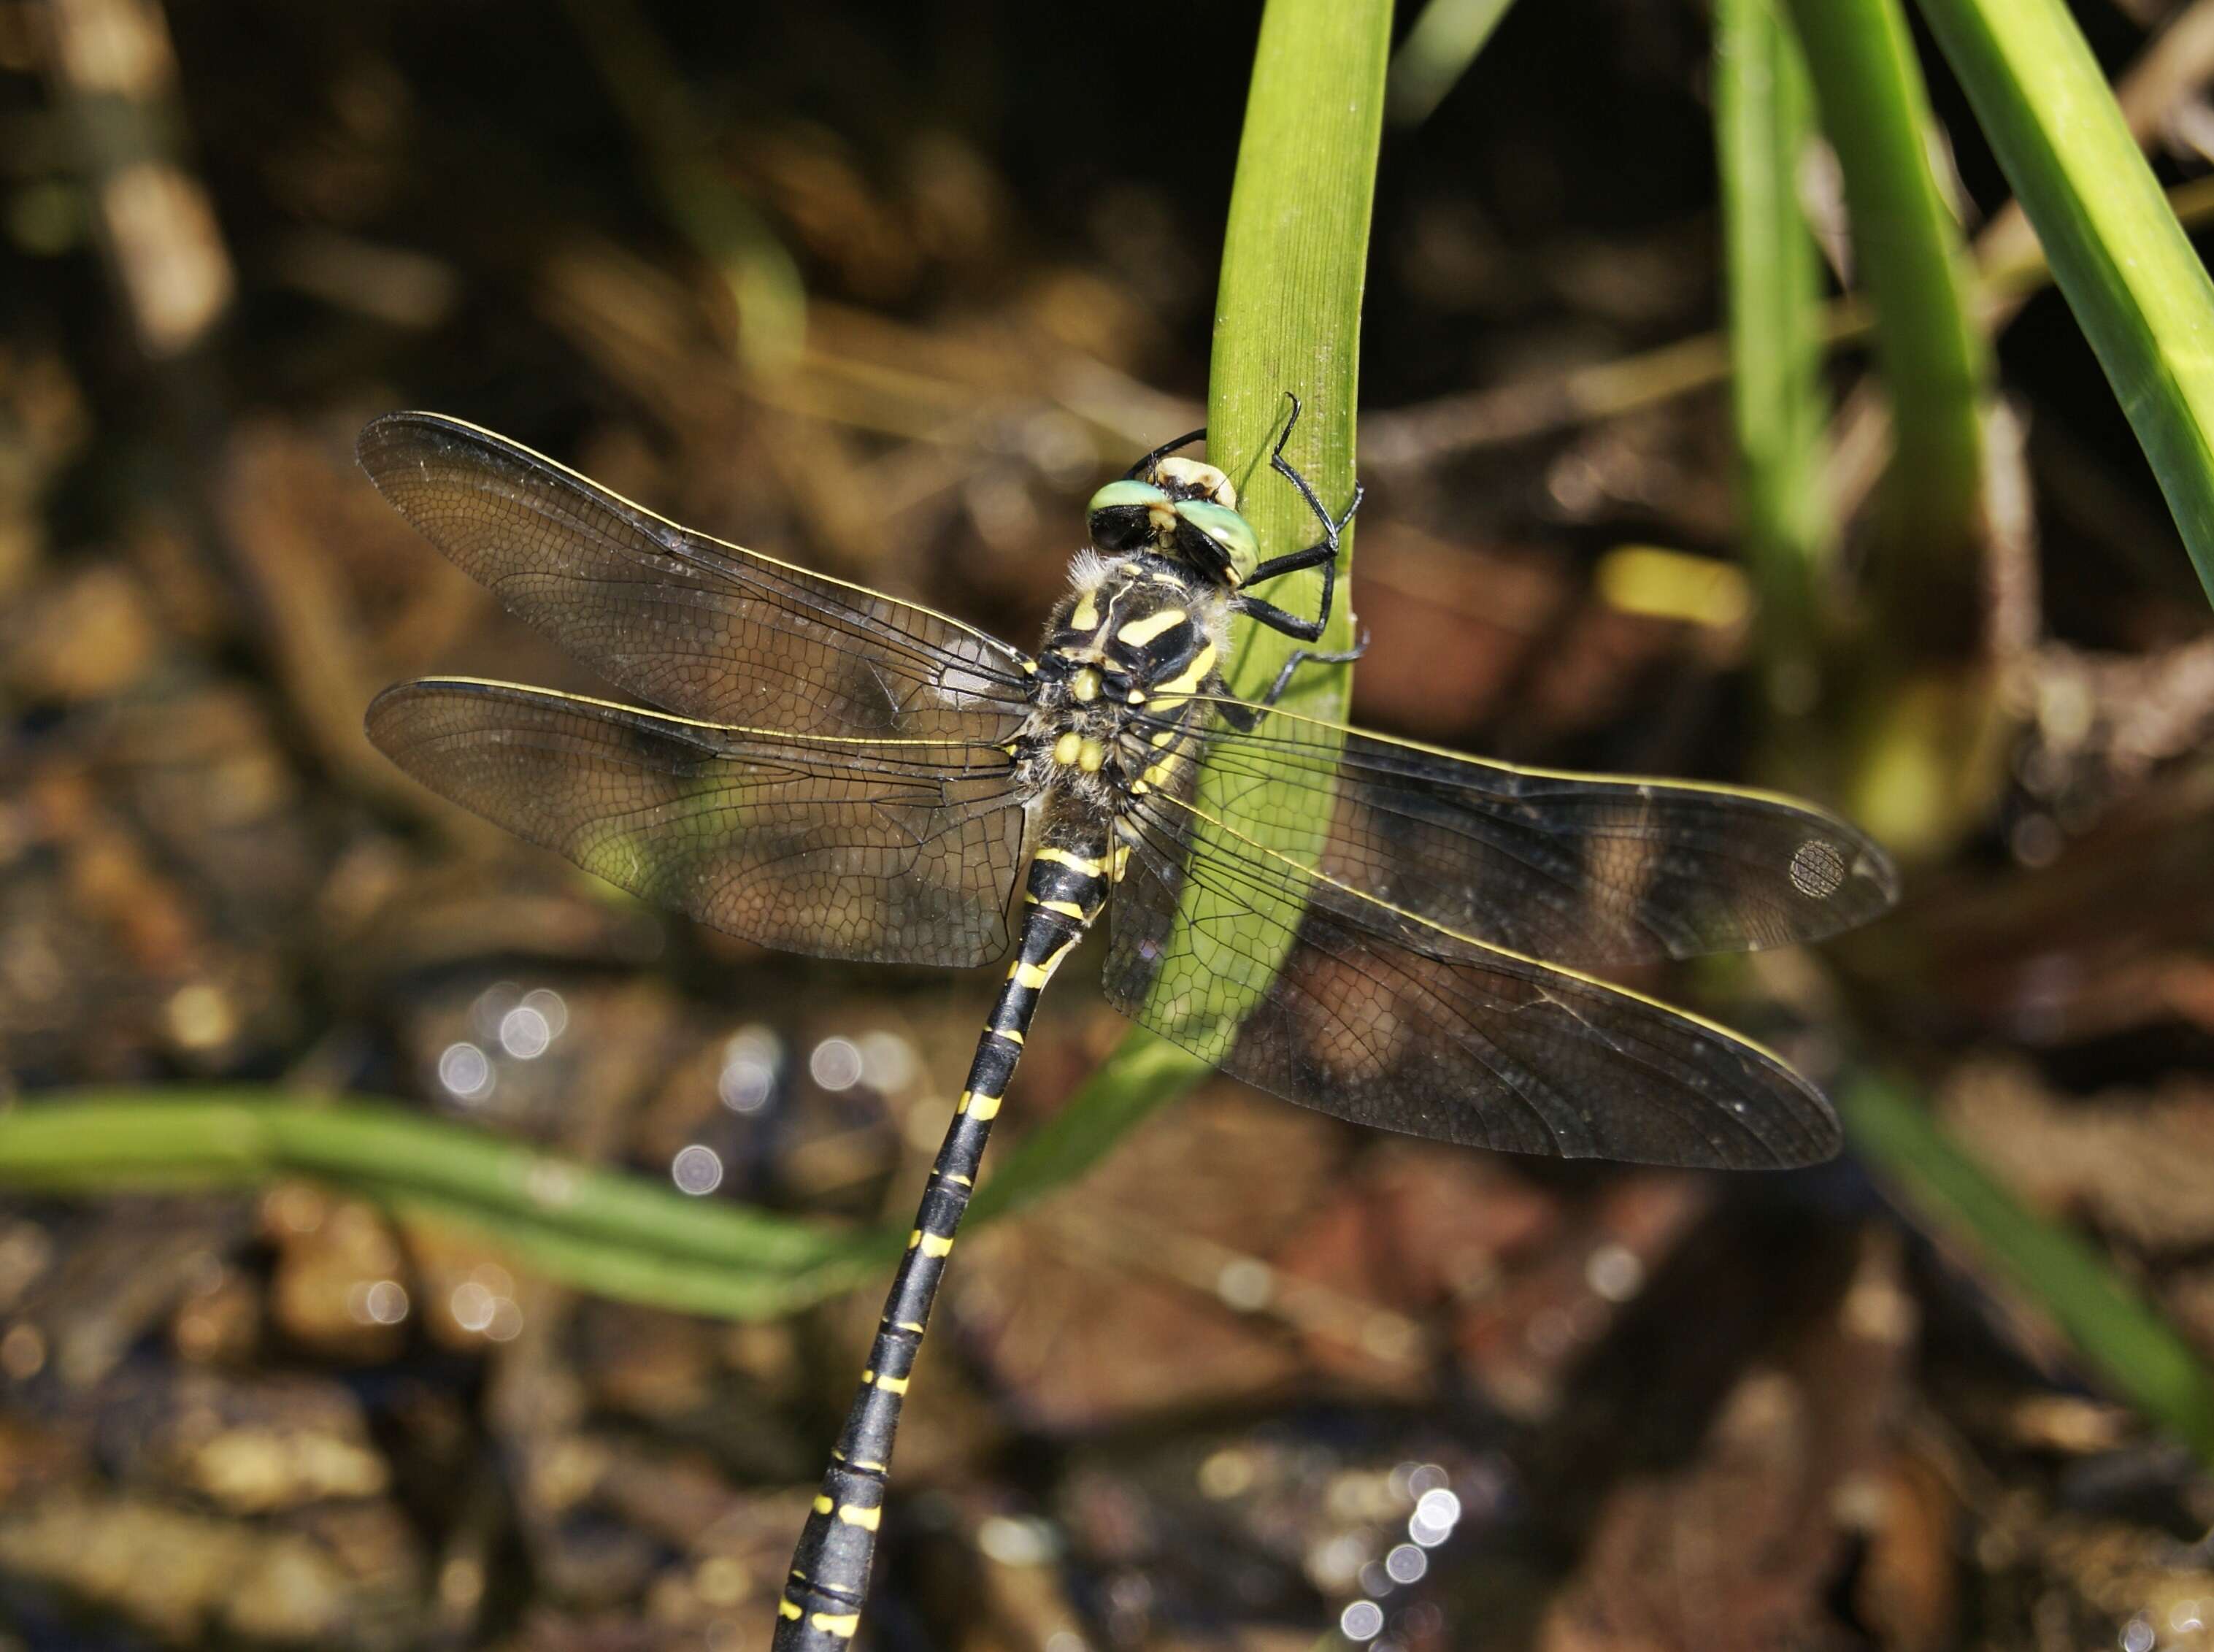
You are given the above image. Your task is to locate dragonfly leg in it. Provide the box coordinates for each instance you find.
[1125,423,1208,480]
[1237,393,1364,643]
[1254,629,1369,709]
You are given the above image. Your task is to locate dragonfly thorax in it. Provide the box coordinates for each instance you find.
[1015,554,1231,815]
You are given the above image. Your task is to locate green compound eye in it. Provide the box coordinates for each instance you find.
[1086,479,1170,555]
[1173,499,1259,585]
[1085,479,1167,516]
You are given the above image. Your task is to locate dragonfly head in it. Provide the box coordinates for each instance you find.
[1085,457,1261,588]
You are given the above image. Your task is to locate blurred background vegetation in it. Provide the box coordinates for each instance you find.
[9,0,2214,1648]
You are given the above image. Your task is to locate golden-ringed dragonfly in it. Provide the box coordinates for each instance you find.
[358,402,1896,1649]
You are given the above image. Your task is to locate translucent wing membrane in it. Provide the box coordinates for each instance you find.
[367,679,1028,966]
[1103,776,1840,1169]
[1152,697,1897,967]
[358,413,1034,742]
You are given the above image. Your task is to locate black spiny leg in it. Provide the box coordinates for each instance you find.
[1234,393,1364,645]
[1126,423,1207,479]
[1256,630,1369,710]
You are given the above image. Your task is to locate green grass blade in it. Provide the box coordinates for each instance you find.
[1779,0,1999,862]
[974,0,1393,1214]
[1843,1074,2214,1462]
[1782,0,1988,594]
[0,1094,845,1263]
[1388,0,1520,128]
[1913,0,2214,607]
[1715,0,1833,710]
[371,1183,881,1319]
[0,1086,1210,1317]
[1210,0,1385,710]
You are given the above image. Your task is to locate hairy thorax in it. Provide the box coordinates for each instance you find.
[1014,552,1234,820]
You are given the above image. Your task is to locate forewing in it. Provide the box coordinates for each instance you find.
[368,679,1029,966]
[1152,698,1896,966]
[358,413,1033,741]
[1102,782,1840,1169]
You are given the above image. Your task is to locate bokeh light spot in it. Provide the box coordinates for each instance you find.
[437,1042,493,1100]
[1339,1600,1384,1642]
[810,1036,864,1091]
[672,1144,724,1195]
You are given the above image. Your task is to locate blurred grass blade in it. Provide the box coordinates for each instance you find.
[0,1093,896,1316]
[1388,0,1520,128]
[1844,1074,2214,1462]
[566,0,807,374]
[1914,0,2214,607]
[1715,0,1833,712]
[376,1185,883,1320]
[1780,0,1998,863]
[1782,0,1987,596]
[0,1094,837,1250]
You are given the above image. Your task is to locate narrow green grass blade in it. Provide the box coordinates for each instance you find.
[0,1087,1183,1317]
[1388,0,1520,128]
[369,1184,881,1319]
[1715,0,1833,707]
[973,0,1393,1213]
[1210,0,1385,712]
[1782,0,1988,593]
[1779,0,1998,862]
[1134,0,1387,1063]
[1914,0,2214,607]
[0,1094,842,1265]
[1843,1074,2214,1463]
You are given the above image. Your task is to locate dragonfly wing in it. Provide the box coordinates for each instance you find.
[1100,780,1840,1169]
[369,679,1029,967]
[1157,698,1897,966]
[358,413,1034,742]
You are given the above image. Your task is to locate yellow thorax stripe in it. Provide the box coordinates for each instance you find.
[1153,641,1217,700]
[1116,607,1187,647]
